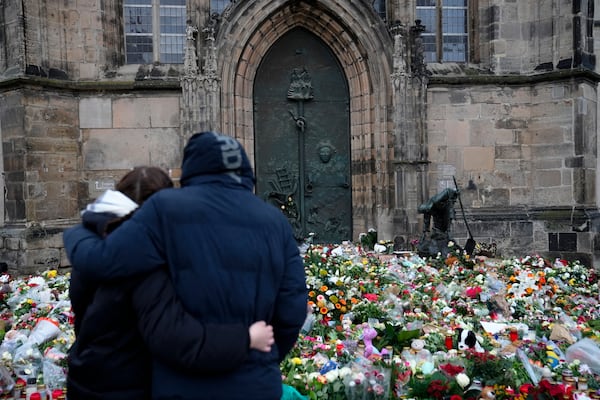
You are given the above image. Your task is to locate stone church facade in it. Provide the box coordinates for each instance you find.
[0,0,599,272]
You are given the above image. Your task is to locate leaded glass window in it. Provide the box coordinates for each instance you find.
[124,0,186,64]
[416,0,468,63]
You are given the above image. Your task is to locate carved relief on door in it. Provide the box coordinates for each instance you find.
[254,28,351,243]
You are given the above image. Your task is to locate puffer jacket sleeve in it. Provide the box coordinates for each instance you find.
[130,268,251,373]
[272,224,308,362]
[63,200,165,281]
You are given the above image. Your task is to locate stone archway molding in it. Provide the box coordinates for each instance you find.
[215,0,395,240]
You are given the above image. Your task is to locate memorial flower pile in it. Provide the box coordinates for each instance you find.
[284,242,600,399]
[0,241,597,399]
[0,269,72,396]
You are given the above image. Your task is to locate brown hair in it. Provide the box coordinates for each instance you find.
[116,166,173,205]
[104,166,173,235]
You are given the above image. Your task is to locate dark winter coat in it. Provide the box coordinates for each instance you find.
[63,132,308,400]
[68,212,252,399]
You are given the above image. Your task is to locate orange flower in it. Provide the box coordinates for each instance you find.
[339,299,347,305]
[307,300,315,308]
[350,297,359,304]
[320,307,328,314]
[308,291,316,298]
[335,303,341,309]
[320,285,328,292]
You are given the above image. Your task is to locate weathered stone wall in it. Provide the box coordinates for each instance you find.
[486,0,574,73]
[393,0,582,74]
[390,0,600,265]
[0,0,24,76]
[21,91,81,221]
[0,87,183,273]
[427,78,597,208]
[0,0,599,271]
[0,88,80,274]
[1,90,27,223]
[425,76,598,264]
[80,94,184,196]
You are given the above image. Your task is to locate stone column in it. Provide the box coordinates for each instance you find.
[180,17,220,139]
[391,21,430,243]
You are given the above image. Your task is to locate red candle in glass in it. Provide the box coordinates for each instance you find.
[445,332,454,350]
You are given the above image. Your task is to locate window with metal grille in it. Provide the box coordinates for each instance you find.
[124,0,186,64]
[416,0,468,63]
[210,0,232,15]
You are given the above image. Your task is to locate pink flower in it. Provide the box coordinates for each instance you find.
[465,286,482,299]
[363,293,378,302]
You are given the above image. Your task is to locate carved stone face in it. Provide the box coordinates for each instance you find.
[318,145,332,163]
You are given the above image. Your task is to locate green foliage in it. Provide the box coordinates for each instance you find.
[374,325,421,350]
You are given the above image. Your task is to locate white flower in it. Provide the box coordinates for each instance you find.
[579,363,592,375]
[307,372,320,381]
[27,276,45,287]
[325,369,339,381]
[456,373,470,388]
[338,367,352,378]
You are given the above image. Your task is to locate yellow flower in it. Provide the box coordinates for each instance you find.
[291,357,303,365]
[46,270,57,279]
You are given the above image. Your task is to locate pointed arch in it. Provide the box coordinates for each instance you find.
[215,0,395,237]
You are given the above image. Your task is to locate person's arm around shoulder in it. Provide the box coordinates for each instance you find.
[63,200,164,281]
[131,268,274,373]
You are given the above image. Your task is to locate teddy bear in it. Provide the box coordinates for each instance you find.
[456,328,484,353]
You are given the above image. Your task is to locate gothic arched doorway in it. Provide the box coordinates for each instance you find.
[254,27,352,244]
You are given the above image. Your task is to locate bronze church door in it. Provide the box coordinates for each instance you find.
[254,28,351,244]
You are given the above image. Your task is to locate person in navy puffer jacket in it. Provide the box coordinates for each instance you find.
[63,132,308,400]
